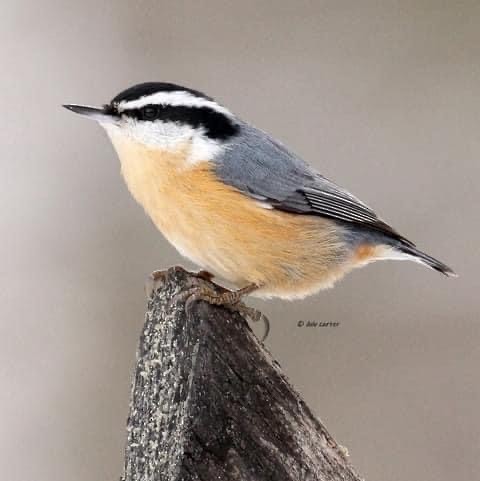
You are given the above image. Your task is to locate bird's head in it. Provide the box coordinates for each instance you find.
[64,82,240,162]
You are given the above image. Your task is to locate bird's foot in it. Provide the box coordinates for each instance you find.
[233,302,270,342]
[194,269,215,282]
[145,267,215,298]
[175,278,270,342]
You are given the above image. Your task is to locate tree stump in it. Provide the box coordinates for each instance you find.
[120,266,363,481]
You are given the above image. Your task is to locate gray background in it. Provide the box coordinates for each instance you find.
[2,1,479,480]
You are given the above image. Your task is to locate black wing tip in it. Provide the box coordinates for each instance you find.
[368,219,416,247]
[302,189,417,247]
[398,245,458,278]
[426,259,458,277]
[437,265,458,278]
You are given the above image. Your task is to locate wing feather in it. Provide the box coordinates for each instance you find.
[215,122,414,246]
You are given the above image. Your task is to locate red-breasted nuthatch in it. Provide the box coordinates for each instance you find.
[64,82,456,335]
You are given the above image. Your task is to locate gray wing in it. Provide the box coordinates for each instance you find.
[214,122,413,245]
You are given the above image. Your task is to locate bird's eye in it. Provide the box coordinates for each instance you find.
[141,105,158,120]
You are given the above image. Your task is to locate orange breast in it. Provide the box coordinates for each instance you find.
[109,135,354,299]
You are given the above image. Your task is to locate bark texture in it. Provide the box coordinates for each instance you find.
[120,266,363,481]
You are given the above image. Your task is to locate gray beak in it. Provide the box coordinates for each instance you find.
[62,104,117,123]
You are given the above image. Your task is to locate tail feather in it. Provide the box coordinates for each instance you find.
[396,245,457,277]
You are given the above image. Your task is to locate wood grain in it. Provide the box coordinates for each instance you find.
[120,266,363,481]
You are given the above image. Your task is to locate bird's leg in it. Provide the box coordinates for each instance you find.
[183,282,258,305]
[176,280,270,342]
[145,267,215,297]
[195,269,215,282]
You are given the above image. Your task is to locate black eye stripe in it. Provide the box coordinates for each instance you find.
[141,105,158,120]
[122,104,240,141]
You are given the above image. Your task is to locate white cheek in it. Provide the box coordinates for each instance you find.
[101,119,223,164]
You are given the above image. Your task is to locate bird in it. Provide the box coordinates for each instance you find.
[64,82,456,337]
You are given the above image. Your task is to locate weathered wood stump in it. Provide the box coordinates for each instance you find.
[120,266,363,481]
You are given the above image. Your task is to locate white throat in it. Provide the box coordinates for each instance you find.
[101,119,224,164]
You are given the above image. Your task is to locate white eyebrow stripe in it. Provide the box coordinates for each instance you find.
[117,91,234,118]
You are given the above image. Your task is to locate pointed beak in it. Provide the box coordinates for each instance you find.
[62,104,118,123]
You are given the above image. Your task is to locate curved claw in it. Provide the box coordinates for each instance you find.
[174,281,270,343]
[258,313,270,343]
[230,303,270,343]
